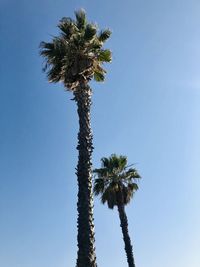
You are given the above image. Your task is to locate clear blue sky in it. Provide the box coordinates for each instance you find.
[1,0,200,266]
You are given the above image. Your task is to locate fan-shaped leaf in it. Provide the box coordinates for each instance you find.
[94,71,105,82]
[84,24,97,40]
[75,9,86,30]
[98,29,112,42]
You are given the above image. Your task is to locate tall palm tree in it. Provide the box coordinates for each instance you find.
[93,154,141,267]
[40,9,111,267]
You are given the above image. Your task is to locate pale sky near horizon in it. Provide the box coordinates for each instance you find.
[0,0,200,267]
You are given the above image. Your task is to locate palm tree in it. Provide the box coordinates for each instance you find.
[40,9,111,267]
[93,154,141,267]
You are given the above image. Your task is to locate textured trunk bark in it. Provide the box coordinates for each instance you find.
[74,81,97,267]
[117,204,136,267]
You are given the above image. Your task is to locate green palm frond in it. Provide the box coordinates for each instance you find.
[101,186,117,209]
[94,71,105,82]
[101,157,110,168]
[94,178,105,196]
[118,155,128,170]
[90,39,102,50]
[84,24,97,41]
[98,29,112,42]
[75,9,87,30]
[58,17,78,39]
[122,185,134,204]
[98,49,112,62]
[128,183,138,191]
[93,167,106,176]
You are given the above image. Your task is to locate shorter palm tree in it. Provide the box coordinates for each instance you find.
[93,154,141,267]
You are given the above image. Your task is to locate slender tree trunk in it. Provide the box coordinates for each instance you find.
[117,204,136,267]
[74,81,97,267]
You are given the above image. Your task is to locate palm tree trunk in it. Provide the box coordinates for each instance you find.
[74,81,97,267]
[117,204,136,267]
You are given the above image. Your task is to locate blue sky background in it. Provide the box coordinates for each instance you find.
[1,0,200,266]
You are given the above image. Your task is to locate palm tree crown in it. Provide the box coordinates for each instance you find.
[93,154,141,209]
[40,9,111,90]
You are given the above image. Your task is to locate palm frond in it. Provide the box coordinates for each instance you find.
[98,29,112,42]
[94,71,105,82]
[98,49,112,62]
[128,183,138,191]
[101,157,110,168]
[94,178,105,196]
[58,17,78,39]
[47,64,63,83]
[75,9,86,30]
[84,24,97,41]
[127,168,141,179]
[90,39,102,50]
[101,186,116,209]
[93,167,106,176]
